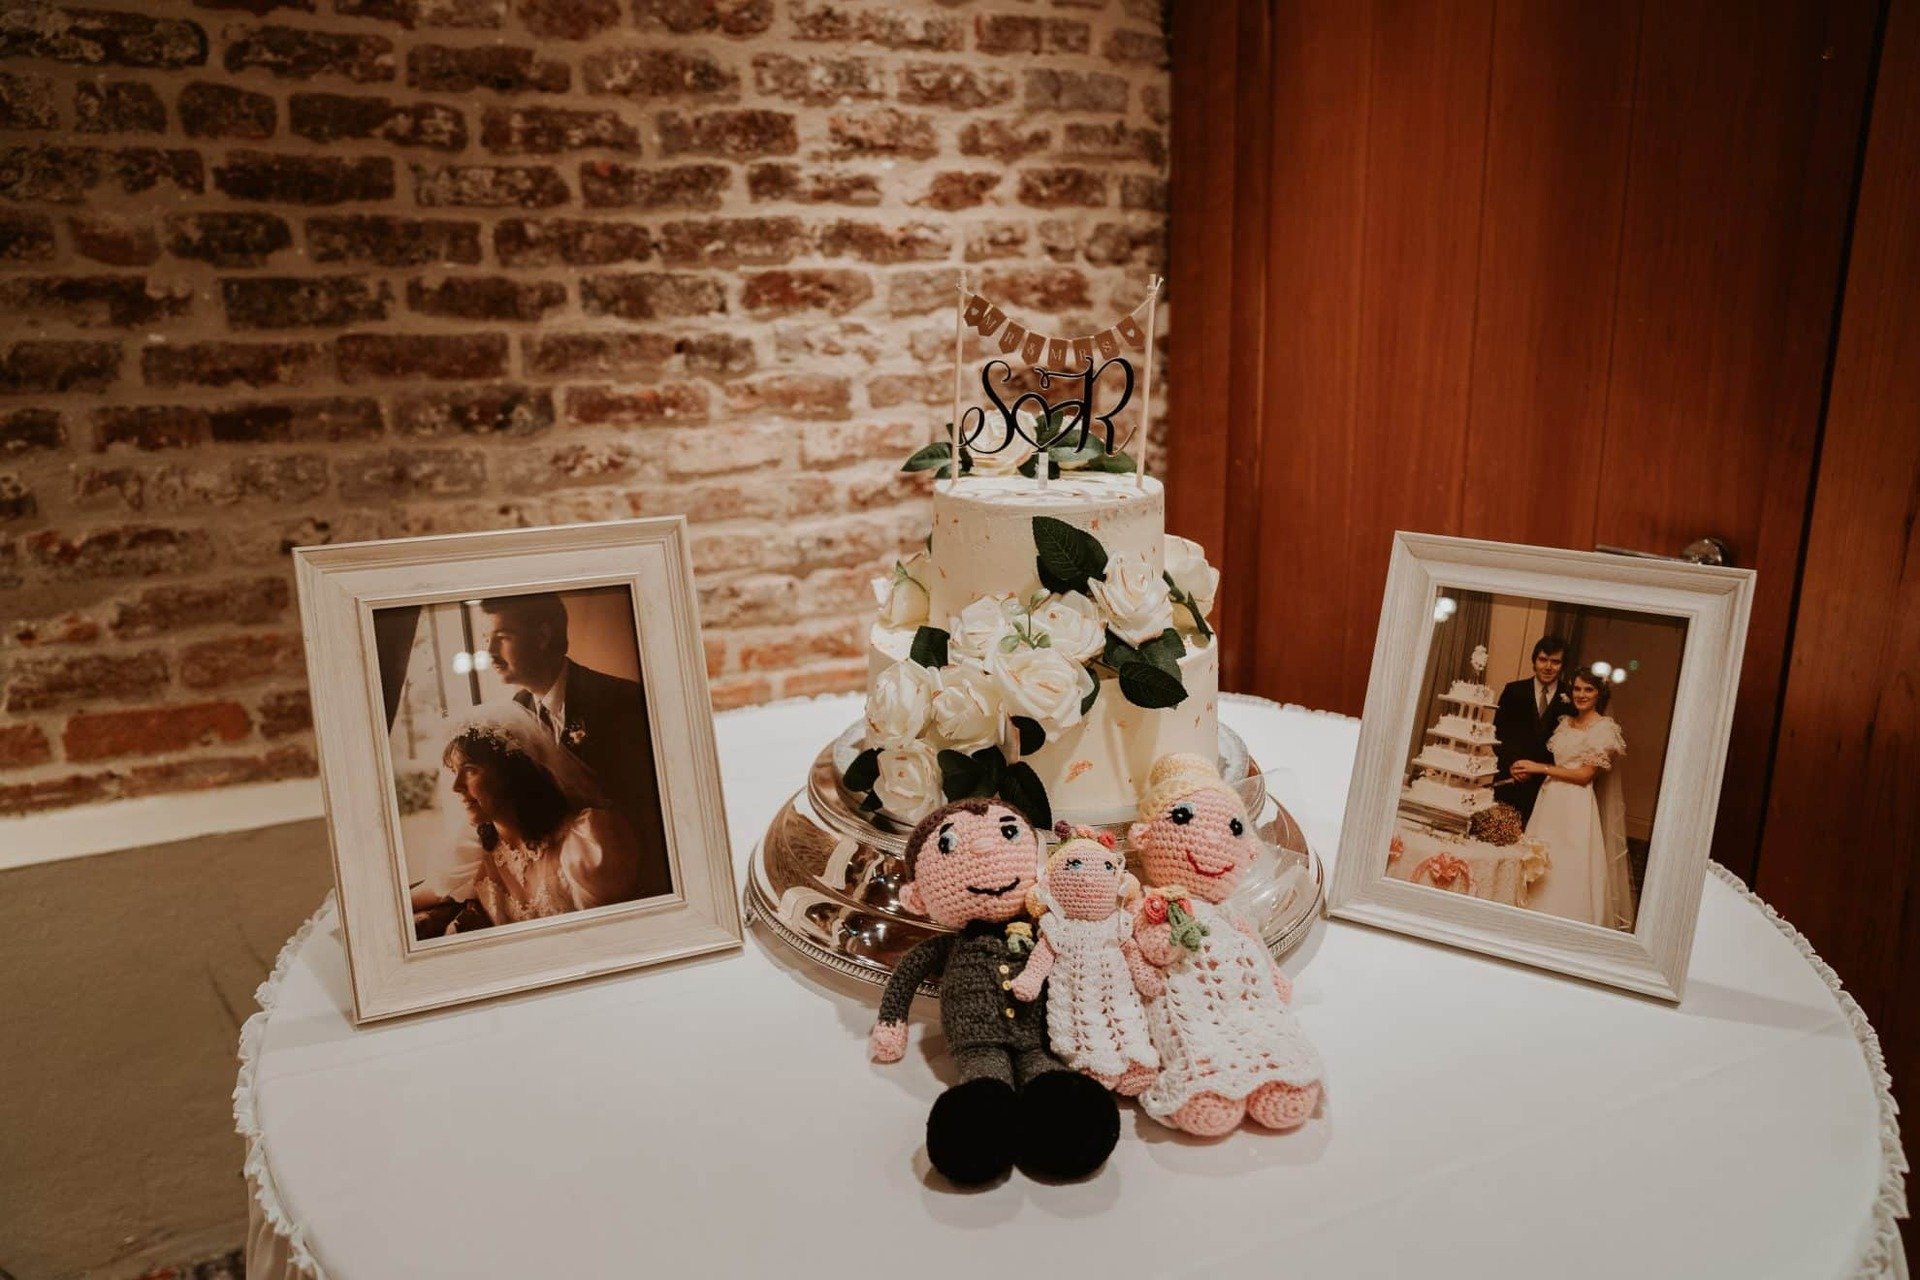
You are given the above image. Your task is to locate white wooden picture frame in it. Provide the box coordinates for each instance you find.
[295,518,740,1023]
[1329,532,1754,1000]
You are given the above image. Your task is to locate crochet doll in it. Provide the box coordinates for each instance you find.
[869,797,1121,1185]
[1129,753,1325,1137]
[1010,824,1161,1096]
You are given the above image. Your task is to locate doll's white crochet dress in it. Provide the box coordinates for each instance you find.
[1038,908,1158,1080]
[1139,898,1324,1120]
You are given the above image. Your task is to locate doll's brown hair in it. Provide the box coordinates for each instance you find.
[902,796,1002,878]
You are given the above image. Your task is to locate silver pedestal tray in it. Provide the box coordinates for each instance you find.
[745,722,1326,993]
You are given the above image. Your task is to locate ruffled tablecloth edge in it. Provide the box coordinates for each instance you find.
[235,891,335,1280]
[1702,860,1909,1278]
[232,694,1909,1280]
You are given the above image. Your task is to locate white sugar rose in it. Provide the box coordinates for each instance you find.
[929,663,1003,753]
[948,593,1020,661]
[966,408,1039,476]
[1091,549,1175,644]
[865,660,938,743]
[871,552,930,628]
[1164,536,1219,630]
[1031,591,1104,663]
[872,738,943,822]
[988,643,1095,736]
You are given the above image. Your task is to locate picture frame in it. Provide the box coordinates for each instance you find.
[295,518,740,1023]
[1329,532,1754,1000]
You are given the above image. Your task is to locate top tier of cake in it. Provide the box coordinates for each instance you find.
[927,473,1164,628]
[1443,680,1498,707]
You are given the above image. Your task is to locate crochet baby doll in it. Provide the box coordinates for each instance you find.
[1129,753,1326,1137]
[869,797,1121,1185]
[1010,824,1161,1096]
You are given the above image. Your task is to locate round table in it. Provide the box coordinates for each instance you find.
[236,695,1908,1279]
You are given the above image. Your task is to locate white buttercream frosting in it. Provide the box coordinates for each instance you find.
[926,473,1165,630]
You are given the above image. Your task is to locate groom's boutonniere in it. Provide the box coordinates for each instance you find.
[563,724,587,748]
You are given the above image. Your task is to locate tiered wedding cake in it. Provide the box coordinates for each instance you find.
[1400,668,1501,834]
[851,471,1221,827]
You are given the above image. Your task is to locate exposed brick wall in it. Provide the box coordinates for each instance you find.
[0,0,1169,817]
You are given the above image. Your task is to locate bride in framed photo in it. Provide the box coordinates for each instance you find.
[1509,666,1634,930]
[410,702,646,939]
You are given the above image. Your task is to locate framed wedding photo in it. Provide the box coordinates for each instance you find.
[295,518,740,1023]
[1329,533,1754,1000]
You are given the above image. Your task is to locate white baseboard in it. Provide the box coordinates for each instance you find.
[0,777,325,872]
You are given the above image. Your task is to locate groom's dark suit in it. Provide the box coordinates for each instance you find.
[1493,677,1572,823]
[516,659,671,899]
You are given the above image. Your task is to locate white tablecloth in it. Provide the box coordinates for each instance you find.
[236,694,1908,1279]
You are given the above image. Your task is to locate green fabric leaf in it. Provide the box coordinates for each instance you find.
[937,749,979,801]
[901,441,952,473]
[1102,628,1141,671]
[1163,571,1214,640]
[1011,715,1046,756]
[1080,675,1100,715]
[968,745,1006,797]
[1081,449,1139,474]
[909,626,949,669]
[1138,628,1186,677]
[1032,516,1109,595]
[1000,761,1053,831]
[1048,438,1107,471]
[843,746,880,793]
[1119,660,1189,709]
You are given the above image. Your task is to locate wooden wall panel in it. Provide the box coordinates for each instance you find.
[1595,0,1880,877]
[1165,0,1252,584]
[1159,0,1267,690]
[1759,0,1920,1203]
[1241,0,1373,700]
[1457,1,1642,551]
[1334,0,1497,709]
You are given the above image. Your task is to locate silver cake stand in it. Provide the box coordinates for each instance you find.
[744,722,1326,994]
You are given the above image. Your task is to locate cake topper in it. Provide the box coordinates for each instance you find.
[1471,644,1488,677]
[920,273,1163,490]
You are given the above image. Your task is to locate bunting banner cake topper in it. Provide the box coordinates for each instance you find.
[926,273,1162,490]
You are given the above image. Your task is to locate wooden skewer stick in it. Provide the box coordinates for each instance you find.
[1136,275,1163,489]
[948,271,968,491]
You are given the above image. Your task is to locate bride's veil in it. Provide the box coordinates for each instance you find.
[438,700,609,813]
[1594,723,1635,930]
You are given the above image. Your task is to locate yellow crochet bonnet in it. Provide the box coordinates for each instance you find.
[1137,752,1244,821]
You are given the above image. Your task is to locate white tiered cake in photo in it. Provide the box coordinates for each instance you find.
[1400,655,1501,835]
[855,470,1220,826]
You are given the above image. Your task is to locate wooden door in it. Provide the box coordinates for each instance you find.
[1756,0,1920,1220]
[1168,0,1883,880]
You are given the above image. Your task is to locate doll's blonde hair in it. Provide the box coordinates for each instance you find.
[1138,752,1243,822]
[1025,824,1140,920]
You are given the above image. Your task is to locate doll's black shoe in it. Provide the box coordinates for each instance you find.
[1015,1069,1120,1180]
[926,1077,1017,1185]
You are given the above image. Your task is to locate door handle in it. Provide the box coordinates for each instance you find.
[1595,535,1734,568]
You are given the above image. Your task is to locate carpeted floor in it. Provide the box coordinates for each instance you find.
[134,1248,245,1280]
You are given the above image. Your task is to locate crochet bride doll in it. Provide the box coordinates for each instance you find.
[1009,825,1161,1096]
[1129,754,1325,1137]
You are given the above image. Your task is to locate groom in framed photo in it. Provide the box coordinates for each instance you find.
[479,592,671,898]
[1494,635,1573,823]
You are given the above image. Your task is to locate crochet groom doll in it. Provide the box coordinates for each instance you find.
[869,797,1120,1185]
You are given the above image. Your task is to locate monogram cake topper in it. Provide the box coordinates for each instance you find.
[920,273,1162,489]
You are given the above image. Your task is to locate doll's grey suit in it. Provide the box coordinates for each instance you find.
[878,920,1067,1087]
